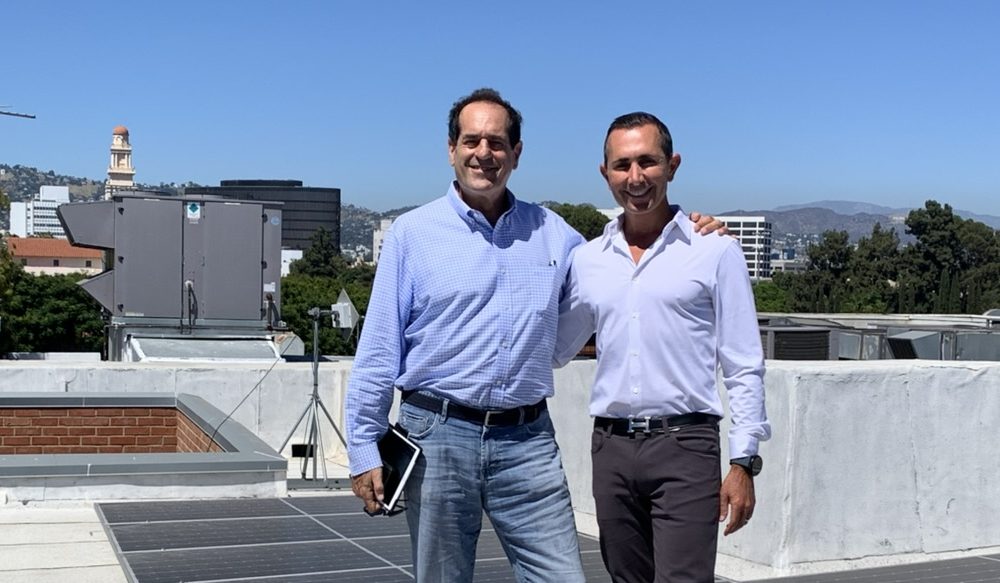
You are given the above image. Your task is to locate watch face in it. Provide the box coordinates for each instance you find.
[750,455,763,476]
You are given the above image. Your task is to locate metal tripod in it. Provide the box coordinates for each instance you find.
[279,307,347,484]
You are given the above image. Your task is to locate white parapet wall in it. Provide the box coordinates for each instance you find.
[552,359,1000,577]
[2,358,999,576]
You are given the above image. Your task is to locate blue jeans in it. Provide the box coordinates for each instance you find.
[398,400,585,583]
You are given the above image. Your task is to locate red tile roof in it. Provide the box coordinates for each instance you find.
[5,237,103,259]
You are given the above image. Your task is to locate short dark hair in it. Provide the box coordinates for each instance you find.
[603,111,673,163]
[448,88,523,146]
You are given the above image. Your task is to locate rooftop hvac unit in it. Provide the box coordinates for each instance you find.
[57,192,292,361]
[834,330,888,360]
[886,330,941,359]
[760,326,831,360]
[955,332,1000,361]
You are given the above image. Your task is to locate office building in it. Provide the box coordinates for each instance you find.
[186,180,340,251]
[372,218,393,264]
[715,215,772,279]
[9,185,71,238]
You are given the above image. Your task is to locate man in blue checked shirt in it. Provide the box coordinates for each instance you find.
[346,88,724,582]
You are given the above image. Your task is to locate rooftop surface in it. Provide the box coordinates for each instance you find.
[4,464,999,582]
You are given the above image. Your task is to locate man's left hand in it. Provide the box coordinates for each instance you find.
[719,466,755,535]
[689,212,729,236]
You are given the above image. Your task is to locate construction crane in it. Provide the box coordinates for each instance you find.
[0,105,35,119]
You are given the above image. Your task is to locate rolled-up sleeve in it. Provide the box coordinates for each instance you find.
[714,242,771,458]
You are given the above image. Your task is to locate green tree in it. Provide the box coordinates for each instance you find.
[903,200,963,312]
[752,279,789,312]
[780,230,853,312]
[842,223,901,313]
[0,239,23,352]
[902,200,1000,314]
[291,227,343,278]
[0,271,104,353]
[806,230,852,276]
[544,202,610,240]
[281,274,371,356]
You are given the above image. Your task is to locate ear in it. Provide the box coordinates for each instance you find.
[599,163,609,184]
[512,142,523,169]
[667,153,682,181]
[448,139,457,167]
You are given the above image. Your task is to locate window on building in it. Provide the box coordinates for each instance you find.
[20,259,27,266]
[53,259,60,266]
[85,260,92,267]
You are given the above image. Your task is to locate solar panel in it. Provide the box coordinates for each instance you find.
[101,495,872,582]
[97,495,610,582]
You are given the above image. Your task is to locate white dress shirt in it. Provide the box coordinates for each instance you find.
[555,207,770,457]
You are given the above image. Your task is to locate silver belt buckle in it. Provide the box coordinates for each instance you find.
[483,409,503,427]
[627,416,652,434]
[484,407,526,427]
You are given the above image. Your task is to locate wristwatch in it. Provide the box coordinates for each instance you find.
[730,455,763,477]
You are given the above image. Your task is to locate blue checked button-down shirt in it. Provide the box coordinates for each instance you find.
[346,184,585,475]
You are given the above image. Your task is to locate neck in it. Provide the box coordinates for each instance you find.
[458,184,510,226]
[622,204,675,248]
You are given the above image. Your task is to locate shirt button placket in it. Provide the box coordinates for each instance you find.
[628,267,641,408]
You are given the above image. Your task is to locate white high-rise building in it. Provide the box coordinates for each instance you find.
[372,218,393,264]
[105,125,136,199]
[715,215,772,279]
[8,185,71,238]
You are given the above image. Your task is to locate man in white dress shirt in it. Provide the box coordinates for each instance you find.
[556,112,771,582]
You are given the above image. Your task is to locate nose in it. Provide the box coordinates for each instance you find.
[626,163,644,186]
[474,139,492,159]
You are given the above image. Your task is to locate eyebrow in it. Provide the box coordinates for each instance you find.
[611,154,660,164]
[462,132,506,140]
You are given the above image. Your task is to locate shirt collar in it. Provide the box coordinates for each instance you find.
[446,181,519,226]
[600,204,691,251]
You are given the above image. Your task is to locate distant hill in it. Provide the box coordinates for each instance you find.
[721,206,911,243]
[339,204,417,252]
[0,163,105,204]
[773,200,1000,230]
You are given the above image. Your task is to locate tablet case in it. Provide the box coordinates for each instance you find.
[377,424,422,512]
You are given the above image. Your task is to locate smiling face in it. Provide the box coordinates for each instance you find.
[601,123,681,220]
[448,101,522,202]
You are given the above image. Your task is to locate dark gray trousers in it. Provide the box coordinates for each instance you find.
[591,423,721,583]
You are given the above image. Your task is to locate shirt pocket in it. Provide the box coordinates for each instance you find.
[521,265,560,316]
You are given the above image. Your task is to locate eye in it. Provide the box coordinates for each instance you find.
[488,140,507,150]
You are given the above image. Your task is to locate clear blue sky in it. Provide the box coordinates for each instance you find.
[3,1,999,215]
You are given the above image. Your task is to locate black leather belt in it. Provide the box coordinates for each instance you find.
[594,412,720,435]
[402,391,546,427]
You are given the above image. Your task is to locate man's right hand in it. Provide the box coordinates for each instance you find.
[351,467,385,514]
